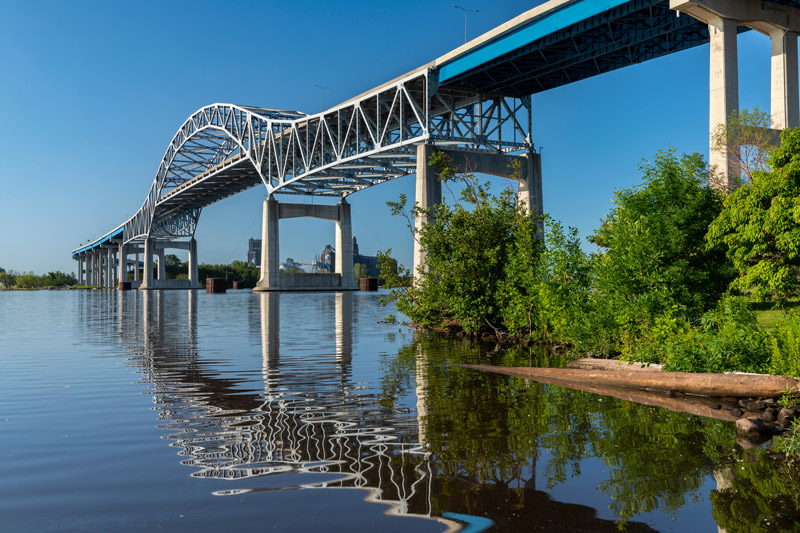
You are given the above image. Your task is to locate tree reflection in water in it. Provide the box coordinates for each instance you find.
[76,290,800,531]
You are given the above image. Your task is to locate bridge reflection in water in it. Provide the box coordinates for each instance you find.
[75,290,671,531]
[108,290,456,530]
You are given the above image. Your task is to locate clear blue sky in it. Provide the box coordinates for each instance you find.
[0,1,777,274]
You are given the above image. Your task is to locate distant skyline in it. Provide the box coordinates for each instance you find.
[0,1,780,274]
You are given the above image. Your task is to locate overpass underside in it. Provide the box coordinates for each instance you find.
[439,0,714,97]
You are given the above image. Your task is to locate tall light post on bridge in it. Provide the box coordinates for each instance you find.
[314,84,332,112]
[453,5,478,44]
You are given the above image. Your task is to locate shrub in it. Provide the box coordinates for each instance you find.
[769,311,800,378]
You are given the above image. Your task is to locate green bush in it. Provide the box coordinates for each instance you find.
[586,149,733,355]
[622,296,772,373]
[769,311,800,378]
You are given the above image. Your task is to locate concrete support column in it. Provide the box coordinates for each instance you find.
[134,253,140,281]
[709,17,740,190]
[87,254,93,286]
[157,249,166,281]
[771,29,800,129]
[256,198,280,290]
[142,238,153,289]
[335,200,355,289]
[188,238,199,288]
[518,151,543,216]
[118,242,127,286]
[77,256,84,286]
[106,248,113,288]
[413,144,442,278]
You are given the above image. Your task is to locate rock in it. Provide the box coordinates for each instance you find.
[763,407,778,423]
[709,403,722,410]
[666,390,678,398]
[730,408,744,417]
[740,399,765,412]
[779,407,799,423]
[736,418,771,440]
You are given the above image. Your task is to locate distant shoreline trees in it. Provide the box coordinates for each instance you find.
[0,268,78,289]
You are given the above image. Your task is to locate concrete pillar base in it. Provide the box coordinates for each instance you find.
[254,198,358,292]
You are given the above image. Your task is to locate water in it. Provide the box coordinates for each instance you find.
[1,290,799,532]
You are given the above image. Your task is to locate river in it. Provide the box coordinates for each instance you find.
[1,290,798,531]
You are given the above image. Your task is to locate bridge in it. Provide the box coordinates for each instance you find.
[72,0,800,291]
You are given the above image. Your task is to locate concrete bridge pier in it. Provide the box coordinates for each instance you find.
[138,238,201,290]
[142,238,154,289]
[76,255,84,285]
[412,144,543,277]
[86,253,93,286]
[671,0,800,189]
[254,197,357,291]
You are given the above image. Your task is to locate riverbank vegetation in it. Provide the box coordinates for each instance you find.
[0,267,78,289]
[379,126,800,381]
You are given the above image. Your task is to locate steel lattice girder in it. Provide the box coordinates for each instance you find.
[437,0,753,97]
[121,70,532,244]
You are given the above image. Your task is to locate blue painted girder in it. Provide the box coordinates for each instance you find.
[437,0,748,97]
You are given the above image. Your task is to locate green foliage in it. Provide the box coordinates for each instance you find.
[775,419,800,463]
[587,149,733,354]
[769,311,800,378]
[0,268,78,289]
[654,296,771,373]
[382,152,591,337]
[198,260,260,288]
[163,254,185,279]
[707,127,800,306]
[711,106,776,185]
[500,215,592,342]
[353,263,369,282]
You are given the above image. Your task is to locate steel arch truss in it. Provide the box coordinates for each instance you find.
[123,69,532,244]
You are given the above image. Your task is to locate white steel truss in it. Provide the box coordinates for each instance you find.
[122,69,532,244]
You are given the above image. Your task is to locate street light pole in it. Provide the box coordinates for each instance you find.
[452,5,478,44]
[314,84,332,112]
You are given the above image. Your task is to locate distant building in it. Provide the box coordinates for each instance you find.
[248,238,261,266]
[317,237,379,277]
[353,237,380,277]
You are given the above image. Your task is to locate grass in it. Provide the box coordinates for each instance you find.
[752,299,800,330]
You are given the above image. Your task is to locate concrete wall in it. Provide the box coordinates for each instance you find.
[140,279,198,290]
[277,272,350,290]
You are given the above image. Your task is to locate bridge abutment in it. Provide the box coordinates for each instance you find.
[254,197,357,292]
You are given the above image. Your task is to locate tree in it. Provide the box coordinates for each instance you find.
[711,106,778,187]
[0,267,9,289]
[163,254,184,279]
[385,152,524,333]
[588,149,734,352]
[353,263,369,282]
[707,127,800,306]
